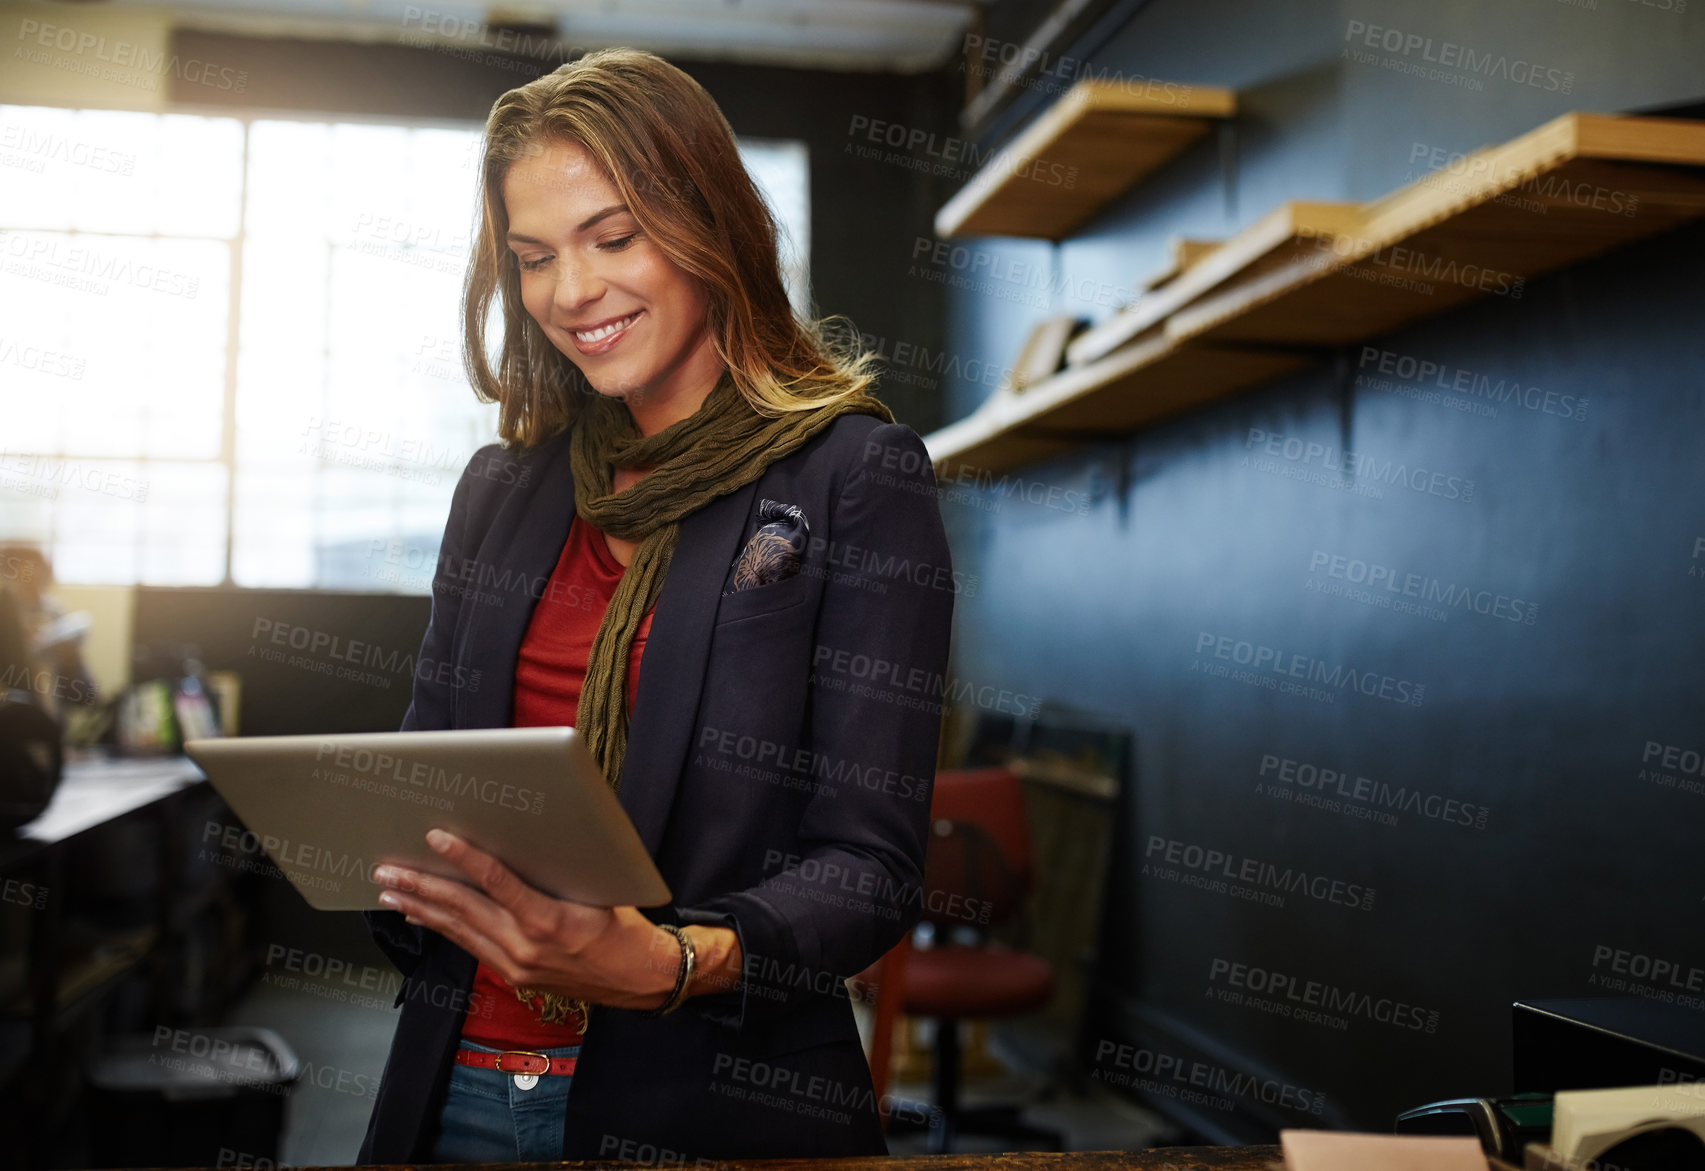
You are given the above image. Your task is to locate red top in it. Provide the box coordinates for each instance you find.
[459,515,654,1049]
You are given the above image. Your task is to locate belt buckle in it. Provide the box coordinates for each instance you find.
[493,1049,550,1075]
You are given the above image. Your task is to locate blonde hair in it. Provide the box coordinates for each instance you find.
[463,47,880,447]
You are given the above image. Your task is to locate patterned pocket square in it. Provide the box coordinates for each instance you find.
[727,498,810,593]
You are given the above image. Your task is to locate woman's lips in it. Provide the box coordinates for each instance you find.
[568,309,641,355]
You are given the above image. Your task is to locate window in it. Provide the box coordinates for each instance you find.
[740,137,811,316]
[1,107,241,586]
[0,104,812,590]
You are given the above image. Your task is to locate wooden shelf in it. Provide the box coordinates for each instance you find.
[927,334,1306,478]
[1168,113,1705,347]
[1066,202,1362,366]
[926,113,1705,475]
[1140,236,1221,291]
[934,79,1236,240]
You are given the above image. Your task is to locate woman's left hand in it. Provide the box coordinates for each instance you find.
[372,828,680,1011]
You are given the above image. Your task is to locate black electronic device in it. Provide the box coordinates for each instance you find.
[1395,1094,1553,1162]
[1514,998,1705,1092]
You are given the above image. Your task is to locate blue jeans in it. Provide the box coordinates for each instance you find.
[426,1040,581,1163]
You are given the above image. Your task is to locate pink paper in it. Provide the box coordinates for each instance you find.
[1282,1129,1489,1171]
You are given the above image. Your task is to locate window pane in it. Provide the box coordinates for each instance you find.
[244,119,334,242]
[0,461,58,548]
[26,459,226,588]
[0,230,228,459]
[233,118,498,591]
[27,458,147,586]
[0,105,242,237]
[0,105,237,583]
[1,105,80,230]
[66,111,160,235]
[740,138,812,316]
[156,113,245,239]
[231,462,316,588]
[138,461,227,585]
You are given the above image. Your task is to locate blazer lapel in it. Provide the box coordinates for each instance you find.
[618,476,761,857]
[453,424,759,859]
[455,432,577,731]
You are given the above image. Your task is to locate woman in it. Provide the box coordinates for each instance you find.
[357,47,955,1163]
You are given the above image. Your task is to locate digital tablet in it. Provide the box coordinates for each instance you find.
[183,726,671,912]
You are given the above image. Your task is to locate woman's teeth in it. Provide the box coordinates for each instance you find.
[575,312,638,343]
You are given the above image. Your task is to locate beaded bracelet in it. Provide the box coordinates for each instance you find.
[641,923,696,1017]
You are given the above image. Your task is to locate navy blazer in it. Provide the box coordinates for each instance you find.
[356,411,955,1162]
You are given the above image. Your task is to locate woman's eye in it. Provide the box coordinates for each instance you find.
[598,233,638,252]
[518,256,551,272]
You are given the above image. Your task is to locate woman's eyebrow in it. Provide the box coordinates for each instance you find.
[506,204,631,246]
[575,203,630,232]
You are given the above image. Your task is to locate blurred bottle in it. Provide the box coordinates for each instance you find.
[173,656,220,744]
[119,644,224,755]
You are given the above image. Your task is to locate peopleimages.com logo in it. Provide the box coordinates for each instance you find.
[1143,835,1376,912]
[1341,21,1574,93]
[1091,1038,1329,1115]
[1588,944,1705,1011]
[1192,631,1426,708]
[1244,429,1475,505]
[959,34,1198,106]
[1405,143,1638,219]
[1355,346,1587,422]
[313,741,546,815]
[1256,752,1490,831]
[1206,957,1442,1034]
[1637,739,1705,799]
[14,18,250,93]
[845,115,1078,189]
[1306,549,1539,626]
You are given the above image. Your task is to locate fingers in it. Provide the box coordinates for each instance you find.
[372,860,507,949]
[426,828,543,916]
[371,833,614,990]
[373,863,482,925]
[424,829,605,953]
[372,854,561,985]
[379,879,513,979]
[372,861,520,979]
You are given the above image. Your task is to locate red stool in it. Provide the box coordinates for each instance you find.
[862,767,1061,1153]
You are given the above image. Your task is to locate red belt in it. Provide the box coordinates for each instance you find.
[454,1047,578,1076]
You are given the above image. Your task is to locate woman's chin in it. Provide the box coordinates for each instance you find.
[571,371,635,401]
[573,365,655,402]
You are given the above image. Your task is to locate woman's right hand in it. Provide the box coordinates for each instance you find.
[372,828,688,1010]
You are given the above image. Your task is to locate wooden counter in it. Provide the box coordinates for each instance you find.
[149,1150,1286,1171]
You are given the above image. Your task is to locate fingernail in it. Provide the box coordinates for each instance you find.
[372,866,393,884]
[426,829,450,852]
[379,892,399,908]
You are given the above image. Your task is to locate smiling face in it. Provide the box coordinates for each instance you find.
[502,137,723,426]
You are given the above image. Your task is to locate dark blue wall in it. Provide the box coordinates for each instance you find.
[934,0,1705,1138]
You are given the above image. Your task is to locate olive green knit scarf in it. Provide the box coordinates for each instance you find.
[568,369,893,791]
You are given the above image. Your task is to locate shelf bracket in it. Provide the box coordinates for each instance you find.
[1334,347,1356,483]
[1219,121,1239,224]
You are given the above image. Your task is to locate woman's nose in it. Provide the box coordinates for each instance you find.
[551,256,604,313]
